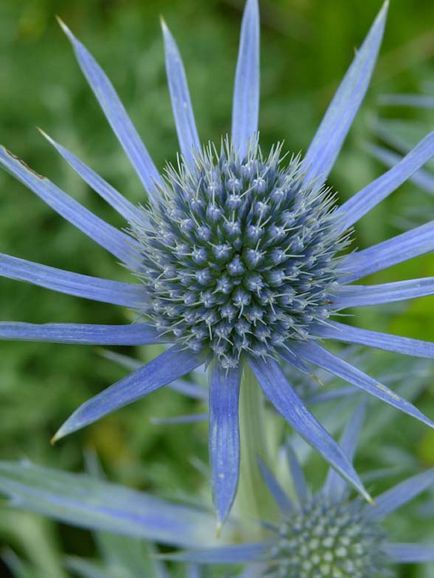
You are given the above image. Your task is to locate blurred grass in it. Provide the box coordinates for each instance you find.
[0,0,433,576]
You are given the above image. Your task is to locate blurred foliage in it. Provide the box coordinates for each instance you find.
[0,0,433,576]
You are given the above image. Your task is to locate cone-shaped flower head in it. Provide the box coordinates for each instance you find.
[1,0,434,525]
[270,498,386,578]
[133,141,344,369]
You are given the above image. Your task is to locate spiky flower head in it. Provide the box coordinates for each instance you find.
[133,140,344,369]
[269,498,387,578]
[1,0,434,526]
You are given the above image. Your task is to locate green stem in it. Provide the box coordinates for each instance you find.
[235,364,276,538]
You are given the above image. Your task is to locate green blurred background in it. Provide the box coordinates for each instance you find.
[0,0,433,576]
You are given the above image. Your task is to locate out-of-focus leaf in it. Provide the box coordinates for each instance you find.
[96,533,166,578]
[0,511,66,578]
[3,550,42,578]
[66,557,110,578]
[0,461,216,548]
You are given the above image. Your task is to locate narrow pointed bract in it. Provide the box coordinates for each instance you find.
[53,346,208,442]
[366,469,434,521]
[258,459,293,516]
[338,221,434,282]
[0,253,145,307]
[333,278,434,308]
[232,0,260,158]
[40,130,141,223]
[165,543,270,564]
[292,341,434,428]
[384,544,434,564]
[336,131,434,230]
[323,404,366,499]
[209,364,241,526]
[285,445,309,502]
[369,143,434,194]
[249,357,370,501]
[0,322,163,345]
[162,20,201,167]
[313,320,434,359]
[58,19,163,204]
[303,1,388,184]
[0,147,141,269]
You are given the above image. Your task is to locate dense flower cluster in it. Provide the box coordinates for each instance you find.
[269,498,386,578]
[133,142,344,368]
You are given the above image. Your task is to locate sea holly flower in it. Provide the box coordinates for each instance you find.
[0,0,434,524]
[169,406,434,577]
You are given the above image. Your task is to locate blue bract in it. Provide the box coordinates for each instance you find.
[0,0,434,524]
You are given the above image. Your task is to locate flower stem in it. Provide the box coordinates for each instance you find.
[235,364,276,538]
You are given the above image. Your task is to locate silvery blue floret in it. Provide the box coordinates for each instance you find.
[1,0,434,523]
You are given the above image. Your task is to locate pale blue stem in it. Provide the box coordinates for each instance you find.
[235,364,276,538]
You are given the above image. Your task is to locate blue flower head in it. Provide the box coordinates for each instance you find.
[133,139,345,368]
[170,406,434,576]
[1,0,434,524]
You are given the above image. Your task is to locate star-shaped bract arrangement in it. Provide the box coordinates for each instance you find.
[0,0,434,524]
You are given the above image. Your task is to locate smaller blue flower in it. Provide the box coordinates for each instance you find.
[169,405,434,577]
